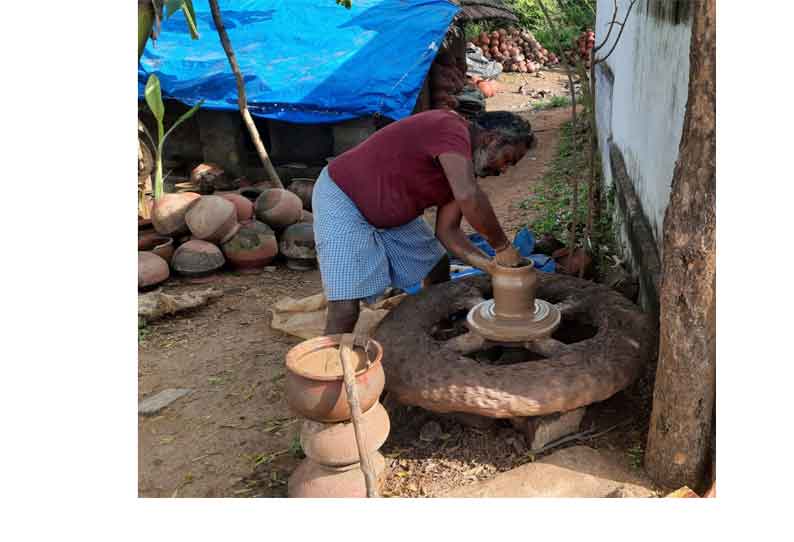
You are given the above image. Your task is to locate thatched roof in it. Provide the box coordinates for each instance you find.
[453,0,518,22]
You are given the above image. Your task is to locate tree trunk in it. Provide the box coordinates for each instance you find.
[138,1,155,61]
[645,0,716,491]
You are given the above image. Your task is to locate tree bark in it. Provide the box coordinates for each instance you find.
[645,0,716,491]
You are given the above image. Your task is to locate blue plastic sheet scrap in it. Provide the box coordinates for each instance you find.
[138,0,460,124]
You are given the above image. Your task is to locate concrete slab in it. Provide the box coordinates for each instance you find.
[442,446,659,498]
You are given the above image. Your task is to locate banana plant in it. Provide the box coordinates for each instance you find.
[141,74,204,199]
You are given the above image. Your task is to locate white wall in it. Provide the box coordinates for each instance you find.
[595,0,692,254]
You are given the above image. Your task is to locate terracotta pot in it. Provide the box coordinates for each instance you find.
[255,188,303,229]
[138,251,170,290]
[171,239,225,277]
[299,210,313,224]
[287,452,386,498]
[221,220,278,273]
[552,247,593,277]
[279,222,316,270]
[138,234,175,264]
[217,192,254,222]
[185,195,240,244]
[151,192,201,237]
[300,402,390,467]
[285,335,385,423]
[288,178,316,211]
[190,163,226,192]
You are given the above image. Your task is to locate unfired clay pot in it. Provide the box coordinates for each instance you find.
[287,452,386,498]
[279,222,316,270]
[285,335,385,423]
[151,192,201,237]
[300,402,390,467]
[218,192,254,222]
[490,258,538,320]
[288,178,315,211]
[171,239,225,277]
[221,220,278,273]
[138,234,174,264]
[255,188,303,228]
[138,251,170,290]
[185,195,240,244]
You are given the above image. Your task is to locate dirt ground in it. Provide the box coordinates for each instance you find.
[138,68,654,498]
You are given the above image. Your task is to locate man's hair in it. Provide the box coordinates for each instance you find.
[471,111,535,149]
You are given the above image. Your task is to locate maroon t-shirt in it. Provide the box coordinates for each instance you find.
[328,110,471,229]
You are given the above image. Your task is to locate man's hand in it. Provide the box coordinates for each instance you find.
[493,244,521,267]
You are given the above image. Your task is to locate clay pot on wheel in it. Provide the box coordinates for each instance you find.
[151,192,201,237]
[138,234,175,264]
[138,251,170,290]
[279,222,316,270]
[287,178,315,211]
[285,335,385,423]
[221,220,278,273]
[255,189,303,229]
[300,402,390,467]
[217,192,254,222]
[185,195,240,244]
[171,239,225,278]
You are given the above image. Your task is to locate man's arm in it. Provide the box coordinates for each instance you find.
[435,199,492,271]
[438,152,511,251]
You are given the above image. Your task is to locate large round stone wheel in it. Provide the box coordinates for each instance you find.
[374,274,655,418]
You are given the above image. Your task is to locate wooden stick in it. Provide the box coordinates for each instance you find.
[207,0,283,188]
[339,333,378,497]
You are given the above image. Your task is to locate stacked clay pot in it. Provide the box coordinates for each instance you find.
[287,178,315,212]
[279,222,317,271]
[218,192,254,222]
[254,188,303,229]
[138,251,170,290]
[185,195,240,244]
[151,192,201,237]
[285,336,390,498]
[429,50,465,111]
[221,220,278,273]
[171,239,225,280]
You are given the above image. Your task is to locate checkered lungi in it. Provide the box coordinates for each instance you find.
[312,166,447,303]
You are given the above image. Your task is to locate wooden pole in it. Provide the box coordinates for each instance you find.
[207,0,284,188]
[339,333,379,497]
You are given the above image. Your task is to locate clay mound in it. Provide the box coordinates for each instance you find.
[374,274,655,418]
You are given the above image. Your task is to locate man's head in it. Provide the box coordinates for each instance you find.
[470,112,535,177]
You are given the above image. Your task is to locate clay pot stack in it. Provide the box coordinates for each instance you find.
[285,336,390,498]
[470,27,559,74]
[429,50,466,110]
[139,179,319,287]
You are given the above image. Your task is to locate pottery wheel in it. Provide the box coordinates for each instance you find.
[466,298,561,342]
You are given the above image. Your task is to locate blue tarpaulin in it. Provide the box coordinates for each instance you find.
[138,0,459,124]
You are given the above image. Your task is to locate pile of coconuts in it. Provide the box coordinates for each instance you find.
[470,27,559,74]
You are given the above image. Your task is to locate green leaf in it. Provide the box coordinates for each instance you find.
[165,1,199,39]
[163,100,204,143]
[144,74,165,142]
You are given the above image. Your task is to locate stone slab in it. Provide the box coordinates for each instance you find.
[138,388,192,416]
[442,446,658,498]
[516,407,586,451]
